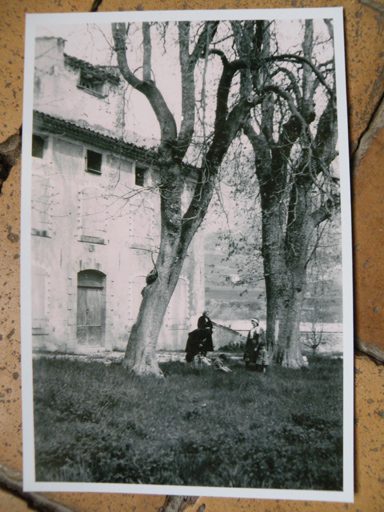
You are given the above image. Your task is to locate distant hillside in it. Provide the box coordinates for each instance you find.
[204,231,266,322]
[204,231,343,325]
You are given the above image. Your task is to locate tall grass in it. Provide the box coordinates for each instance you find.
[33,356,343,489]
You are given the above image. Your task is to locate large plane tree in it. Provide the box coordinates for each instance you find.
[231,19,339,367]
[112,21,267,376]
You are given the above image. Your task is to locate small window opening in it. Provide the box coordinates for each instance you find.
[78,72,105,96]
[32,135,46,159]
[86,150,102,175]
[135,166,146,187]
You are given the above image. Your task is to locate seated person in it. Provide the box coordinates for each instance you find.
[185,328,208,363]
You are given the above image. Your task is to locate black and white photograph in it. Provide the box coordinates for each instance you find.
[21,8,353,501]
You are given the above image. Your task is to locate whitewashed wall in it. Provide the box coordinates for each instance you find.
[30,37,205,353]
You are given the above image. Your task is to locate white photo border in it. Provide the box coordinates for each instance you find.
[21,7,354,502]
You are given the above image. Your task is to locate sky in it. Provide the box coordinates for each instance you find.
[35,17,333,144]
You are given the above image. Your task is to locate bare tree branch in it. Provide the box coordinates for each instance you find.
[189,21,219,68]
[209,51,247,133]
[177,21,219,158]
[142,22,152,81]
[112,23,177,144]
[262,85,308,131]
[265,53,334,99]
[271,66,302,105]
[178,21,195,154]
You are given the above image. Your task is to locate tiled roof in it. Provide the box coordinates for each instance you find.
[34,110,158,167]
[64,54,121,86]
[33,111,200,177]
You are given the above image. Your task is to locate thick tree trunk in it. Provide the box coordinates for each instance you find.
[123,248,184,376]
[273,182,314,368]
[123,162,214,376]
[274,272,306,368]
[261,205,286,353]
[253,159,312,369]
[262,222,307,369]
[122,281,170,376]
[123,163,189,376]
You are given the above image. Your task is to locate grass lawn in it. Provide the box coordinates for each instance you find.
[33,355,343,490]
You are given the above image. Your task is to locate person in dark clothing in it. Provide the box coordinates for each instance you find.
[197,311,214,355]
[197,311,213,330]
[185,328,208,363]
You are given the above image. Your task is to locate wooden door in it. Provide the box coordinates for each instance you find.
[77,270,106,346]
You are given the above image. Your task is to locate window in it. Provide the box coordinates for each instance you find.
[78,72,105,97]
[86,150,102,174]
[80,187,106,242]
[135,166,146,187]
[32,134,46,159]
[31,176,50,236]
[130,200,153,245]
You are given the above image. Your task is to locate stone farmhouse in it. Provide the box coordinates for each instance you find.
[30,36,205,353]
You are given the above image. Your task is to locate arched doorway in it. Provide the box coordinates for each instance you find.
[77,270,106,346]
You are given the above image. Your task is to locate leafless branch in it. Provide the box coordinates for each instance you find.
[142,22,152,81]
[265,53,334,99]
